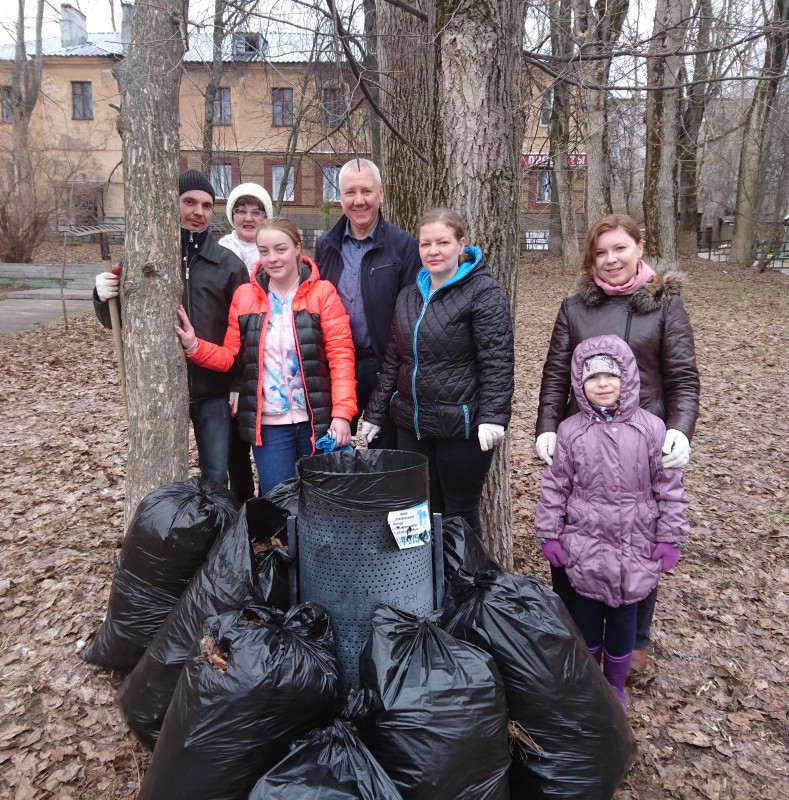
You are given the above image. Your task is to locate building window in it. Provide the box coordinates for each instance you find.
[213,87,231,125]
[210,164,232,199]
[323,87,345,126]
[234,32,266,55]
[539,89,553,128]
[1,86,11,123]
[72,81,93,120]
[322,166,341,202]
[272,165,294,202]
[272,88,293,127]
[536,169,552,203]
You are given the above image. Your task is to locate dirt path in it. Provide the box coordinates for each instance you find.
[0,256,786,799]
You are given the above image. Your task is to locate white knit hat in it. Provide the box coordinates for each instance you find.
[225,182,274,224]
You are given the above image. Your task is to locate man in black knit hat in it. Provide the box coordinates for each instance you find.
[94,169,249,492]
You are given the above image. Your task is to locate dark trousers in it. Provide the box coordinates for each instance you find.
[397,428,494,541]
[569,588,638,657]
[354,353,397,449]
[228,416,256,501]
[189,397,231,487]
[551,566,657,650]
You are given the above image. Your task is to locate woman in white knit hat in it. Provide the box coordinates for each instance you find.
[220,183,274,275]
[219,183,274,499]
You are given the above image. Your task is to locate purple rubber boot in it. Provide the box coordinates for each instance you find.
[603,650,631,709]
[588,644,603,664]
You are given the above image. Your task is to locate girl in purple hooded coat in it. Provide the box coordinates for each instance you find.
[535,334,689,708]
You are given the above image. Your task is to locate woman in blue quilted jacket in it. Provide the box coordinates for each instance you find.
[362,208,515,541]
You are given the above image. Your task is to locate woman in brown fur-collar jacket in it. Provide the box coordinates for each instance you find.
[535,213,700,673]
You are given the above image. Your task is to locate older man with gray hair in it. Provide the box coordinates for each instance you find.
[315,158,420,448]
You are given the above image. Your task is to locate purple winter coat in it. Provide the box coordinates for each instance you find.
[534,334,690,608]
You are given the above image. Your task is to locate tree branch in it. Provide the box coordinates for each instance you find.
[325,0,427,163]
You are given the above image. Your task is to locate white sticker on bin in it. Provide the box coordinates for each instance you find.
[388,503,431,550]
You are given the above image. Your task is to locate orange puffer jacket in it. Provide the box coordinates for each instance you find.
[188,256,356,448]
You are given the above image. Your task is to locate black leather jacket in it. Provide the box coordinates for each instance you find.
[536,269,700,439]
[94,229,248,401]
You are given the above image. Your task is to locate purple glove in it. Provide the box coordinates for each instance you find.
[540,539,568,568]
[651,542,681,573]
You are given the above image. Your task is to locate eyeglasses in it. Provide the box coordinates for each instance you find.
[232,207,265,218]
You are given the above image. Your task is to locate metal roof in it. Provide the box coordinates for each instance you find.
[0,30,319,64]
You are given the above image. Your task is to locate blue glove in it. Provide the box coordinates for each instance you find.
[315,434,353,453]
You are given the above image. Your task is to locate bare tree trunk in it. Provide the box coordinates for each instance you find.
[643,0,692,269]
[377,0,436,233]
[573,0,629,223]
[363,0,381,165]
[115,0,190,525]
[4,0,44,263]
[200,0,225,176]
[677,0,712,255]
[378,0,526,567]
[731,0,789,265]
[549,0,579,268]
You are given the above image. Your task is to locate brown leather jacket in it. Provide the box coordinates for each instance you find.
[536,268,700,439]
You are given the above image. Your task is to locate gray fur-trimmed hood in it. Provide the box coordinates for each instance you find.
[576,266,686,312]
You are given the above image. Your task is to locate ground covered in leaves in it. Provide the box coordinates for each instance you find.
[0,255,787,799]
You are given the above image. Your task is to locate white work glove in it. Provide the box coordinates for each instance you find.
[96,269,120,301]
[229,392,239,417]
[535,431,557,465]
[478,423,505,452]
[359,420,381,446]
[662,429,691,469]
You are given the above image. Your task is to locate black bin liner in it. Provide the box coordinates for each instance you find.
[81,478,240,671]
[136,604,339,800]
[249,690,403,800]
[297,450,434,692]
[117,497,292,749]
[442,569,637,800]
[359,604,510,800]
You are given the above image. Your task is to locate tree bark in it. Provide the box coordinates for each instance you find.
[573,0,629,223]
[548,0,579,268]
[378,0,526,567]
[731,0,789,266]
[643,0,692,269]
[115,0,190,526]
[2,0,44,263]
[200,0,225,176]
[677,0,712,255]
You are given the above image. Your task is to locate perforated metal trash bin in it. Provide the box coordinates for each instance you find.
[296,449,435,691]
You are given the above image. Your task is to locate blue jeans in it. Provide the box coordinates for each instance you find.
[253,422,313,496]
[190,397,232,487]
[570,590,638,657]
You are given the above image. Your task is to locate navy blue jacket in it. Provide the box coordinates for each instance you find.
[314,212,420,368]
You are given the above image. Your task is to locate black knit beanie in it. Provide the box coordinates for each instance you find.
[179,169,215,201]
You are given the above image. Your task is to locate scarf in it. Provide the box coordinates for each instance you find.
[594,259,655,296]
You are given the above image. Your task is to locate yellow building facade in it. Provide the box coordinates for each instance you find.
[0,3,587,248]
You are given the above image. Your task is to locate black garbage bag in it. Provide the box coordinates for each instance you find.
[81,478,240,671]
[248,690,403,800]
[264,477,299,518]
[440,516,501,616]
[358,605,510,800]
[117,498,292,749]
[442,569,637,800]
[136,604,339,800]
